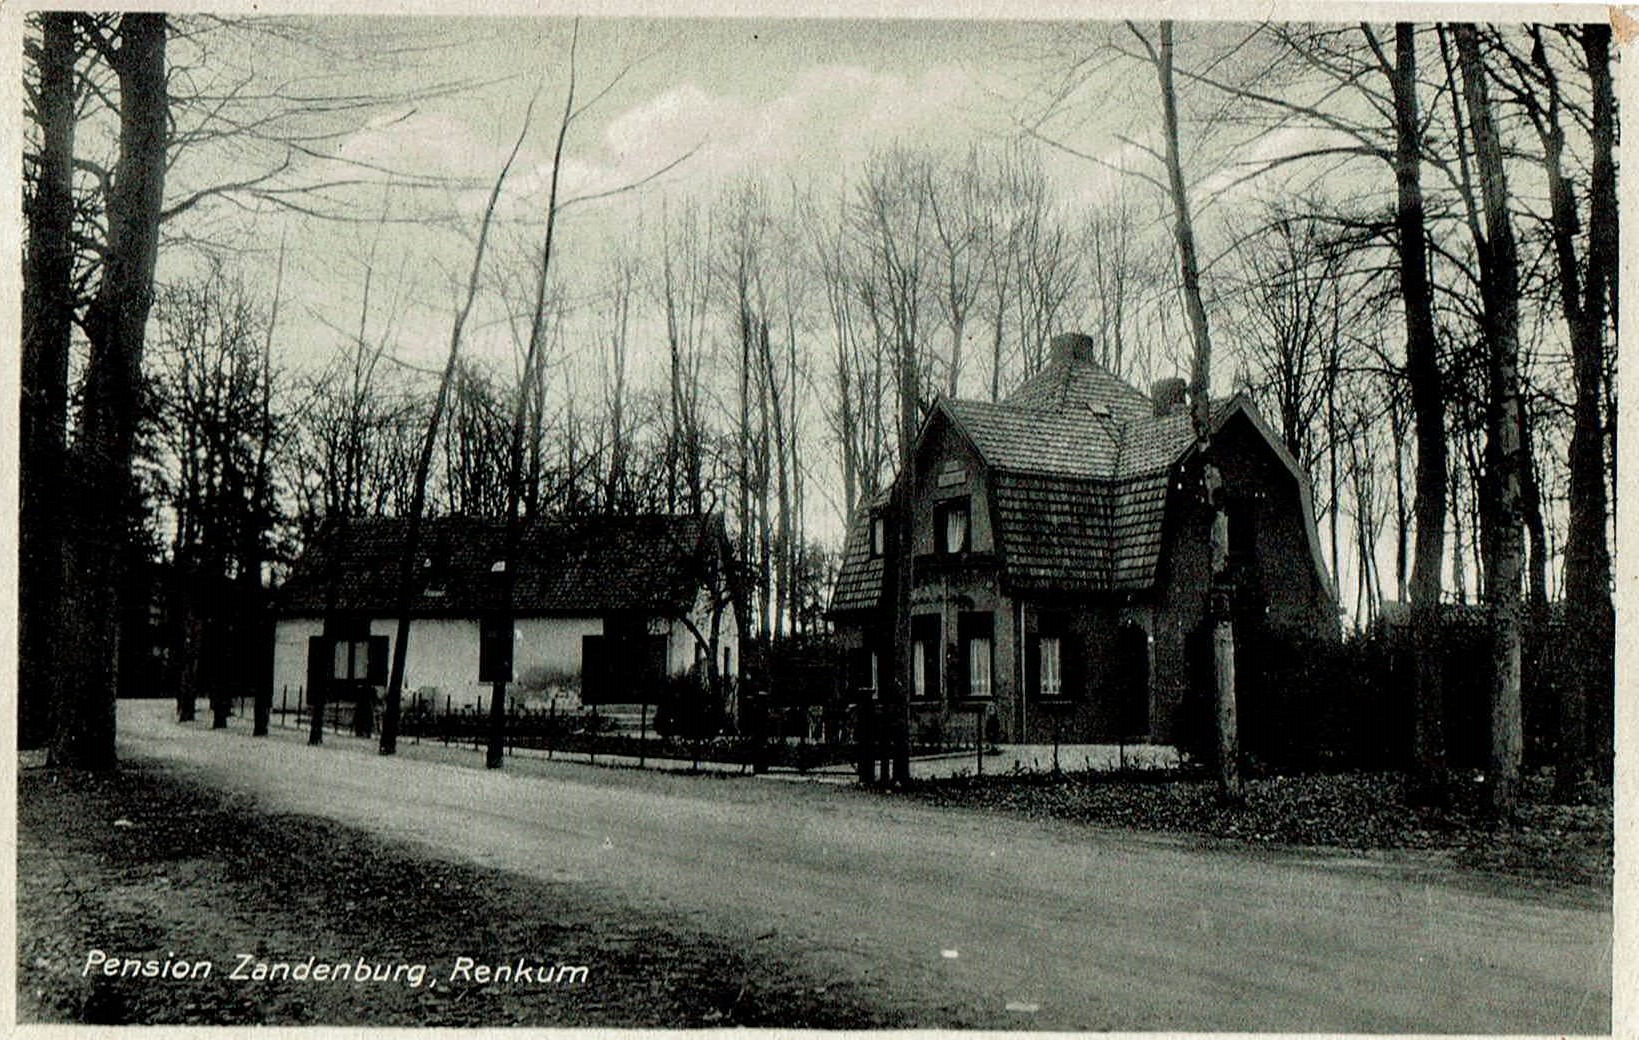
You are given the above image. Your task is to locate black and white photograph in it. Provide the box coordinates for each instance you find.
[10,3,1622,1033]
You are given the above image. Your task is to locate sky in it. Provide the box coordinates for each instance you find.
[161,16,1111,374]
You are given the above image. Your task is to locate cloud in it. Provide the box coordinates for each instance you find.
[564,61,1015,205]
[335,109,518,181]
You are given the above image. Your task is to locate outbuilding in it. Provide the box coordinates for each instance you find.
[273,513,740,723]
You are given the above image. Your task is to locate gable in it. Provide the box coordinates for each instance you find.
[831,363,1333,604]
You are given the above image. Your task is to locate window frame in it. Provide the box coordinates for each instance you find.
[956,610,994,699]
[869,512,888,558]
[1039,635,1063,699]
[935,497,972,555]
[910,613,942,703]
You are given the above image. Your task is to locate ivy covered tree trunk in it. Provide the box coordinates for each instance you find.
[20,12,78,750]
[1153,21,1241,805]
[54,14,168,770]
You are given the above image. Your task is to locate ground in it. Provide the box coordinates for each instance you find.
[16,701,1613,1032]
[18,765,890,1028]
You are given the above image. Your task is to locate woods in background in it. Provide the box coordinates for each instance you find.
[21,16,1616,809]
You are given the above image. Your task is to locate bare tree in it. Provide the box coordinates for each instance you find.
[927,150,988,396]
[149,268,282,729]
[1135,20,1243,803]
[1452,23,1526,814]
[374,88,534,755]
[1494,23,1615,797]
[50,14,168,770]
[20,13,80,750]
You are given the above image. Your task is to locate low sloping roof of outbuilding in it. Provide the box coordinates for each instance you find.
[279,513,724,618]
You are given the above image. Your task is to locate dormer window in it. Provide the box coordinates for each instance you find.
[422,553,448,597]
[869,513,887,558]
[936,498,970,555]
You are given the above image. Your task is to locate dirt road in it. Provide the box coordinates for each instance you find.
[116,702,1609,1032]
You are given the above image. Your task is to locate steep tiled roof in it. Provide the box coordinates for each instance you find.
[1110,472,1174,587]
[830,491,891,615]
[278,514,721,617]
[943,400,1120,478]
[829,396,1186,611]
[991,473,1114,588]
[1007,356,1154,419]
[826,345,1306,611]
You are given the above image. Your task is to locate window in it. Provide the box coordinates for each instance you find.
[421,550,450,597]
[957,611,993,698]
[323,622,387,685]
[1028,613,1074,700]
[967,635,992,698]
[333,638,369,681]
[911,614,941,701]
[1039,636,1062,698]
[936,498,970,554]
[869,513,887,558]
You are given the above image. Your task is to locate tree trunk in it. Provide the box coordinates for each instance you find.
[1390,23,1449,799]
[379,95,532,757]
[54,14,168,771]
[21,12,78,750]
[1549,24,1616,797]
[1455,24,1525,816]
[1154,21,1241,805]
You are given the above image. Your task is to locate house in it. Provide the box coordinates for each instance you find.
[272,513,740,721]
[829,332,1337,749]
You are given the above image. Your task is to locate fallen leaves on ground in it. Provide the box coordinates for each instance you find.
[18,764,901,1028]
[900,766,1611,893]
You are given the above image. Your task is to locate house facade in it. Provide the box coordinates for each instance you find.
[273,514,740,718]
[830,332,1337,748]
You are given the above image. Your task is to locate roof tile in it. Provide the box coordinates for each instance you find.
[279,514,719,617]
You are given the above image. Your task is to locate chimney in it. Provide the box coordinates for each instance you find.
[1049,332,1099,365]
[1151,377,1188,417]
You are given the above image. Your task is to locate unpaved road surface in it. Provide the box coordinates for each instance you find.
[117,702,1610,1032]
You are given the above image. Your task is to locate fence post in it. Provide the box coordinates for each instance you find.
[639,703,648,768]
[976,707,985,777]
[280,685,288,728]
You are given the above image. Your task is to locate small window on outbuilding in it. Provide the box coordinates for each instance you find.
[323,621,387,685]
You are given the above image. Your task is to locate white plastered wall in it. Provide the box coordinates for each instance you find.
[271,615,606,710]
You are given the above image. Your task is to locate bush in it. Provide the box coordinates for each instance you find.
[653,671,732,740]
